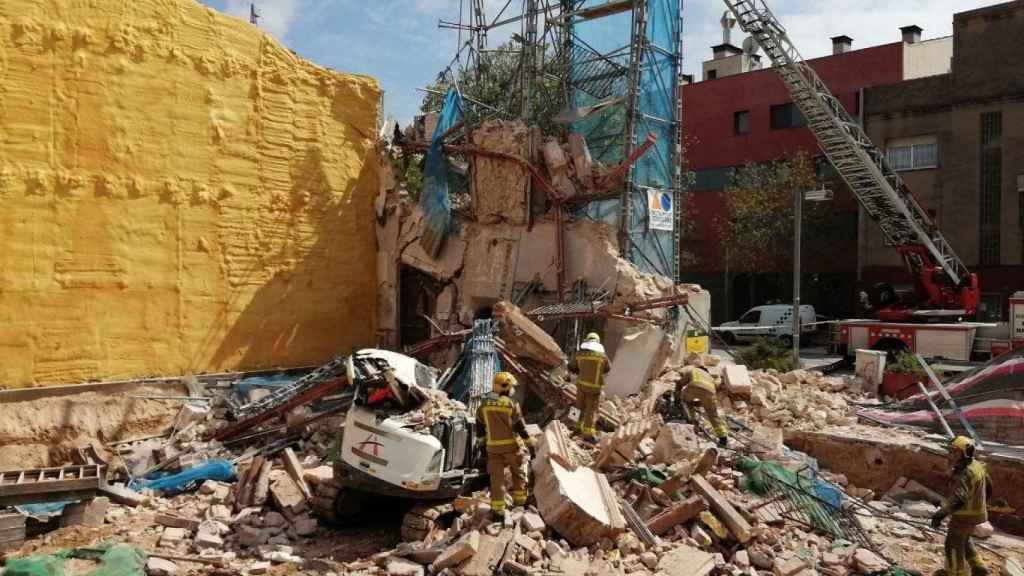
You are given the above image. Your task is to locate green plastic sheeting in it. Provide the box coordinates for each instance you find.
[4,544,146,576]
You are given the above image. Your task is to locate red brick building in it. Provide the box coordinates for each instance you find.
[681,27,953,322]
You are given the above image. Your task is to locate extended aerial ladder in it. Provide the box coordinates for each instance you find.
[721,0,979,321]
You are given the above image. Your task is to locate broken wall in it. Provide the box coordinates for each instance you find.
[0,0,381,387]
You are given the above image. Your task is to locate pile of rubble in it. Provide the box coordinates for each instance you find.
[3,349,1021,576]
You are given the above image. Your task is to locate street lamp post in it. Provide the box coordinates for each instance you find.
[793,187,802,367]
[793,187,833,367]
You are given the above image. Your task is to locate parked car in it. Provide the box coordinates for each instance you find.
[716,304,817,346]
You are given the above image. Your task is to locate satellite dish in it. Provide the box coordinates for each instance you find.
[742,36,758,55]
[741,36,760,71]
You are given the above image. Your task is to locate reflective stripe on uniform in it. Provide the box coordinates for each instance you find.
[690,370,716,393]
[952,461,988,523]
[575,352,607,389]
[481,400,518,447]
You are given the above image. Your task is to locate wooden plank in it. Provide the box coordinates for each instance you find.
[281,448,312,501]
[646,496,707,536]
[690,474,752,544]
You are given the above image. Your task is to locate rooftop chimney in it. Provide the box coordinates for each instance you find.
[901,25,922,44]
[712,43,743,60]
[831,35,853,55]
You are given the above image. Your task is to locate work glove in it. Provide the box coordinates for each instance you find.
[718,436,728,449]
[930,510,947,529]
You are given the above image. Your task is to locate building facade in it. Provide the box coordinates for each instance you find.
[681,18,960,323]
[863,1,1024,323]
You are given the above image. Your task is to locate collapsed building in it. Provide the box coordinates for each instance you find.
[1,1,1024,576]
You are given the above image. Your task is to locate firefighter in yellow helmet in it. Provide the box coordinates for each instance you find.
[676,366,729,447]
[475,371,535,520]
[568,332,611,442]
[931,436,993,576]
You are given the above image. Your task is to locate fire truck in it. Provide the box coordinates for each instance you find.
[722,0,1023,361]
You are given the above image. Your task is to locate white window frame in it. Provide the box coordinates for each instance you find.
[886,136,939,171]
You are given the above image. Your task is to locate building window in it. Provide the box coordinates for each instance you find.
[707,69,718,80]
[734,111,750,135]
[886,136,938,171]
[978,294,1004,322]
[769,103,806,130]
[980,112,1002,266]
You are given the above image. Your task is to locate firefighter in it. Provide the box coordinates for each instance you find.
[568,332,611,442]
[931,436,993,576]
[675,366,729,447]
[475,371,534,520]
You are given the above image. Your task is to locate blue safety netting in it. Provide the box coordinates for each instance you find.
[420,88,465,256]
[570,1,682,280]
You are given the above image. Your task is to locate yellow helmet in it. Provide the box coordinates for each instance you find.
[584,332,601,343]
[493,371,517,394]
[950,436,975,459]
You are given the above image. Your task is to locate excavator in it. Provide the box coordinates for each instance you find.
[721,0,979,323]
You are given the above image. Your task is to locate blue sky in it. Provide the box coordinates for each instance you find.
[199,0,997,126]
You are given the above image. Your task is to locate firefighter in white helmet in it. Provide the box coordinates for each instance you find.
[568,332,611,442]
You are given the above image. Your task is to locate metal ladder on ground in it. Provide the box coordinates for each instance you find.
[231,355,351,419]
[721,0,970,286]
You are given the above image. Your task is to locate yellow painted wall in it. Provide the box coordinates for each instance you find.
[0,0,380,387]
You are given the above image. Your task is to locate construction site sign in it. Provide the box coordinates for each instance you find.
[647,189,674,232]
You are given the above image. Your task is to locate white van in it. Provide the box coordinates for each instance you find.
[716,304,817,345]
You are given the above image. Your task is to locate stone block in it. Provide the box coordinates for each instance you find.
[269,472,308,518]
[853,548,887,574]
[194,530,223,550]
[237,524,269,547]
[656,545,715,576]
[723,365,753,398]
[60,497,109,528]
[773,558,807,576]
[651,423,707,464]
[521,512,545,533]
[303,466,334,486]
[146,557,178,576]
[292,515,318,537]
[159,527,188,548]
[532,424,626,547]
[387,557,425,576]
[431,529,480,570]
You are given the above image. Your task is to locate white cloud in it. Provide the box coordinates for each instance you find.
[222,0,300,41]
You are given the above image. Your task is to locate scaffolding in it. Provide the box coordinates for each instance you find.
[432,0,683,281]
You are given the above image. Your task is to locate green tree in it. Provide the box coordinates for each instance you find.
[420,42,566,135]
[718,151,825,273]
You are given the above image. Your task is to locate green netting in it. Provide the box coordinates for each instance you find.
[4,544,146,576]
[738,456,843,537]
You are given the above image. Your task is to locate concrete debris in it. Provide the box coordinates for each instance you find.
[852,548,888,573]
[431,530,480,570]
[656,544,715,576]
[652,423,712,465]
[723,364,753,398]
[493,301,566,368]
[533,422,627,546]
[146,557,179,576]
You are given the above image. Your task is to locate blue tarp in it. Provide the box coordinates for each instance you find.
[133,459,235,495]
[420,88,464,256]
[571,1,682,280]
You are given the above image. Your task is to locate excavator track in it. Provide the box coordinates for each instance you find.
[400,501,456,542]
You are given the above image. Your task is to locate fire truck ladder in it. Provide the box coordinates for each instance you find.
[722,0,970,287]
